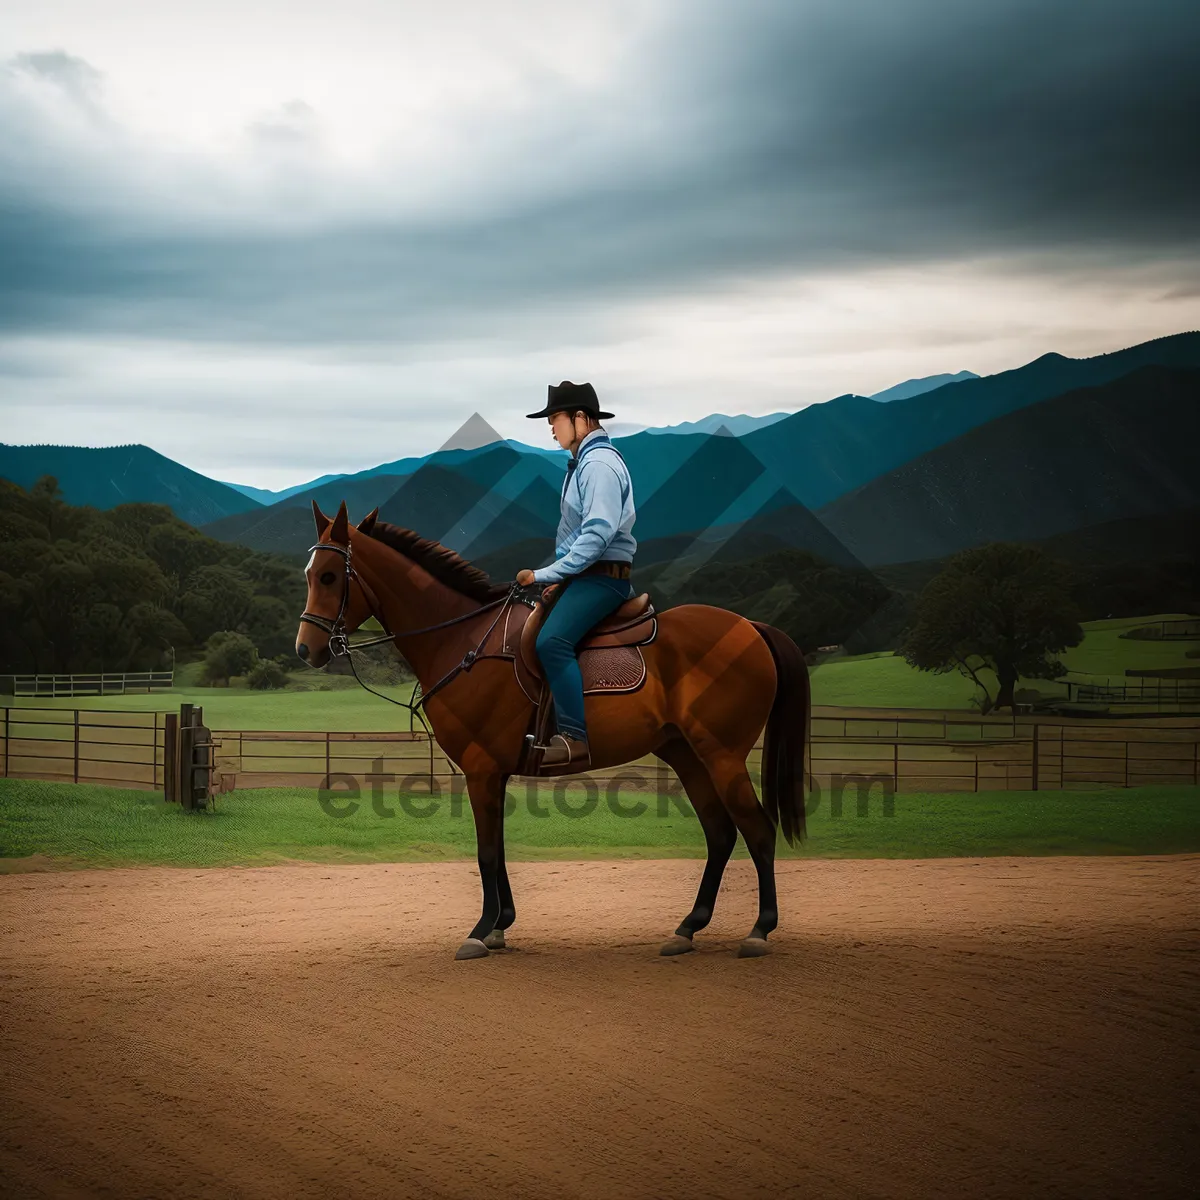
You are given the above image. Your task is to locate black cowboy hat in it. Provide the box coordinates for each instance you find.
[525,380,614,421]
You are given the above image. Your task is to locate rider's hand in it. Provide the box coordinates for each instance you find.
[516,568,536,586]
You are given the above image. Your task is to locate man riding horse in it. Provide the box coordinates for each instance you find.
[296,381,810,959]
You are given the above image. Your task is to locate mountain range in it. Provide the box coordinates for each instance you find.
[2,333,1197,601]
[869,370,979,403]
[206,369,969,503]
[220,473,345,505]
[0,443,261,527]
[816,364,1200,565]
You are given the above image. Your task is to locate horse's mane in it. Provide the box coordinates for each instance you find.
[363,520,510,604]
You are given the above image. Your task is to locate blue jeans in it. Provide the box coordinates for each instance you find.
[535,573,634,741]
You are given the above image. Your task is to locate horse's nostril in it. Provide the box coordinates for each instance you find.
[296,642,310,661]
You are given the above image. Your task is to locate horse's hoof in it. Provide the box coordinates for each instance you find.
[455,938,490,960]
[737,936,771,958]
[659,934,695,956]
[483,929,506,950]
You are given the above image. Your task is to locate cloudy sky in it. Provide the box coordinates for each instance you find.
[2,0,1198,489]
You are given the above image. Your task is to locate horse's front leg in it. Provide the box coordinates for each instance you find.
[483,788,515,949]
[456,769,506,960]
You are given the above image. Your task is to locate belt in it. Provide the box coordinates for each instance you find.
[579,560,631,580]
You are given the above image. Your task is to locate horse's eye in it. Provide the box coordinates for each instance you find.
[320,572,337,586]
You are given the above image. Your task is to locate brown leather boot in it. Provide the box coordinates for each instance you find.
[536,732,591,770]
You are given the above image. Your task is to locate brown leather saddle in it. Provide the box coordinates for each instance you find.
[517,586,656,696]
[483,583,657,776]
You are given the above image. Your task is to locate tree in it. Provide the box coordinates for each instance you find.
[0,480,307,674]
[145,521,224,582]
[245,594,293,659]
[180,565,255,642]
[246,658,289,690]
[667,547,893,651]
[898,542,1084,713]
[125,603,190,670]
[202,630,258,685]
[28,476,66,540]
[80,602,126,672]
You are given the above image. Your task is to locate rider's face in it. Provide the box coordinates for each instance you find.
[549,410,582,450]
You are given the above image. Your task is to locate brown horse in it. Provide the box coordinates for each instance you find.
[296,500,811,960]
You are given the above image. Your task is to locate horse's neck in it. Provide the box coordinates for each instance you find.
[352,540,483,685]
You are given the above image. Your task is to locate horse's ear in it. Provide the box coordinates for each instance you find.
[312,500,331,537]
[330,500,350,545]
[357,507,379,535]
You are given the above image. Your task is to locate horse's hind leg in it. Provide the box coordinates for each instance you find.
[701,750,779,958]
[654,738,738,956]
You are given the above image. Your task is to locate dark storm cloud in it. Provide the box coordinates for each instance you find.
[722,0,1200,249]
[0,0,1197,347]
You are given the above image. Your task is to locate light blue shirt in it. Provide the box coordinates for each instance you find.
[532,428,637,584]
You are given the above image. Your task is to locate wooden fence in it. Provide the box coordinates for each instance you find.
[0,708,166,790]
[1122,618,1200,640]
[207,709,1200,795]
[2,706,1197,796]
[1064,678,1200,706]
[12,671,174,698]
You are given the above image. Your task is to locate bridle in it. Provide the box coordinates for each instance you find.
[299,539,523,715]
[299,541,395,659]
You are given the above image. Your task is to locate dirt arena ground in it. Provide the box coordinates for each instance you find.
[1,856,1197,1199]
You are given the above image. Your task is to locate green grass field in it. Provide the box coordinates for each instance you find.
[2,777,1197,869]
[9,613,1196,730]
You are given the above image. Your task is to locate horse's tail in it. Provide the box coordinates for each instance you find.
[751,621,811,847]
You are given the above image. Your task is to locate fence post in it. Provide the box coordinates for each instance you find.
[73,710,80,784]
[164,712,178,802]
[182,705,214,811]
[3,706,8,778]
[178,704,194,808]
[194,705,209,810]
